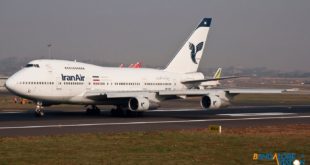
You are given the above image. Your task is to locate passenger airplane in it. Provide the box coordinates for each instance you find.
[5,18,284,117]
[199,68,239,89]
[199,68,222,89]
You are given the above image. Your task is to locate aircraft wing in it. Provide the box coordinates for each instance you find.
[158,88,288,96]
[181,76,240,84]
[84,88,289,99]
[85,90,152,99]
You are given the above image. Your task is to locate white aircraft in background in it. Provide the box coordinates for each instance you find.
[5,18,285,117]
[120,62,142,68]
[199,68,239,89]
[200,68,222,89]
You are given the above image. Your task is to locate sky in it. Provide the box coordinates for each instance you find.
[0,0,309,71]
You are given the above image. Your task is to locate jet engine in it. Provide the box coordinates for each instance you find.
[200,95,230,110]
[128,97,159,111]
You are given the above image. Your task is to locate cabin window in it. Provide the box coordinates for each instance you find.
[64,66,85,70]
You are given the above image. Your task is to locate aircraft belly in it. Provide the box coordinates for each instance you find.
[70,97,129,105]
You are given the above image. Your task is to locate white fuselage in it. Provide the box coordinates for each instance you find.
[5,59,204,105]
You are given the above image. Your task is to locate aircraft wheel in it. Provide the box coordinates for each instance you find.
[34,110,44,117]
[34,102,44,117]
[86,106,101,115]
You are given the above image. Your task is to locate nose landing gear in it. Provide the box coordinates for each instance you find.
[35,101,44,117]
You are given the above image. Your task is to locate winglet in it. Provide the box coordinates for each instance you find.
[197,18,212,28]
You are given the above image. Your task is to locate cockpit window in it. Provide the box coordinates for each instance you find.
[25,64,33,67]
[25,64,40,68]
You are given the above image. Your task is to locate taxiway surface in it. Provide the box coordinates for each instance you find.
[0,105,310,136]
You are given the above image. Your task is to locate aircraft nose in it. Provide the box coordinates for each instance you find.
[5,76,17,93]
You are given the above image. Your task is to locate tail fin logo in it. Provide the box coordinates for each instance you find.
[189,42,204,64]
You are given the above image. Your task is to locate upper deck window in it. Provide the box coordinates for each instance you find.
[64,66,85,70]
[25,64,40,68]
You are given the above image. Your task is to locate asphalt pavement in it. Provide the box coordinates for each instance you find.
[0,105,309,136]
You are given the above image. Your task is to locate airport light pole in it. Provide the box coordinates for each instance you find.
[48,44,52,59]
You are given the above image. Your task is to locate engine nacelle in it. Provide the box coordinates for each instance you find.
[128,97,159,111]
[200,95,230,110]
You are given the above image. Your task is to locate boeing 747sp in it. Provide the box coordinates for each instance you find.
[5,18,285,116]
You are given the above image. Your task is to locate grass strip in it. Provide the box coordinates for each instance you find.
[0,126,309,165]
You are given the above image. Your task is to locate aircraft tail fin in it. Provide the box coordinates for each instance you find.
[164,18,212,74]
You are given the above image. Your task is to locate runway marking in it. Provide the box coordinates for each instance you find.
[0,115,310,130]
[218,112,295,117]
[0,111,22,114]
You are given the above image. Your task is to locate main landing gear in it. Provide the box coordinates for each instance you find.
[35,101,44,117]
[86,105,101,115]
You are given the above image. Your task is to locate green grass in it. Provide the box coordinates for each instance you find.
[0,129,309,165]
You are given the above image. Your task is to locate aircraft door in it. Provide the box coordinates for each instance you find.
[86,78,91,90]
[142,78,147,90]
[172,79,177,90]
[56,76,62,91]
[26,84,36,95]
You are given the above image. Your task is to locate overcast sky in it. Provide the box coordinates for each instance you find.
[0,0,309,71]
